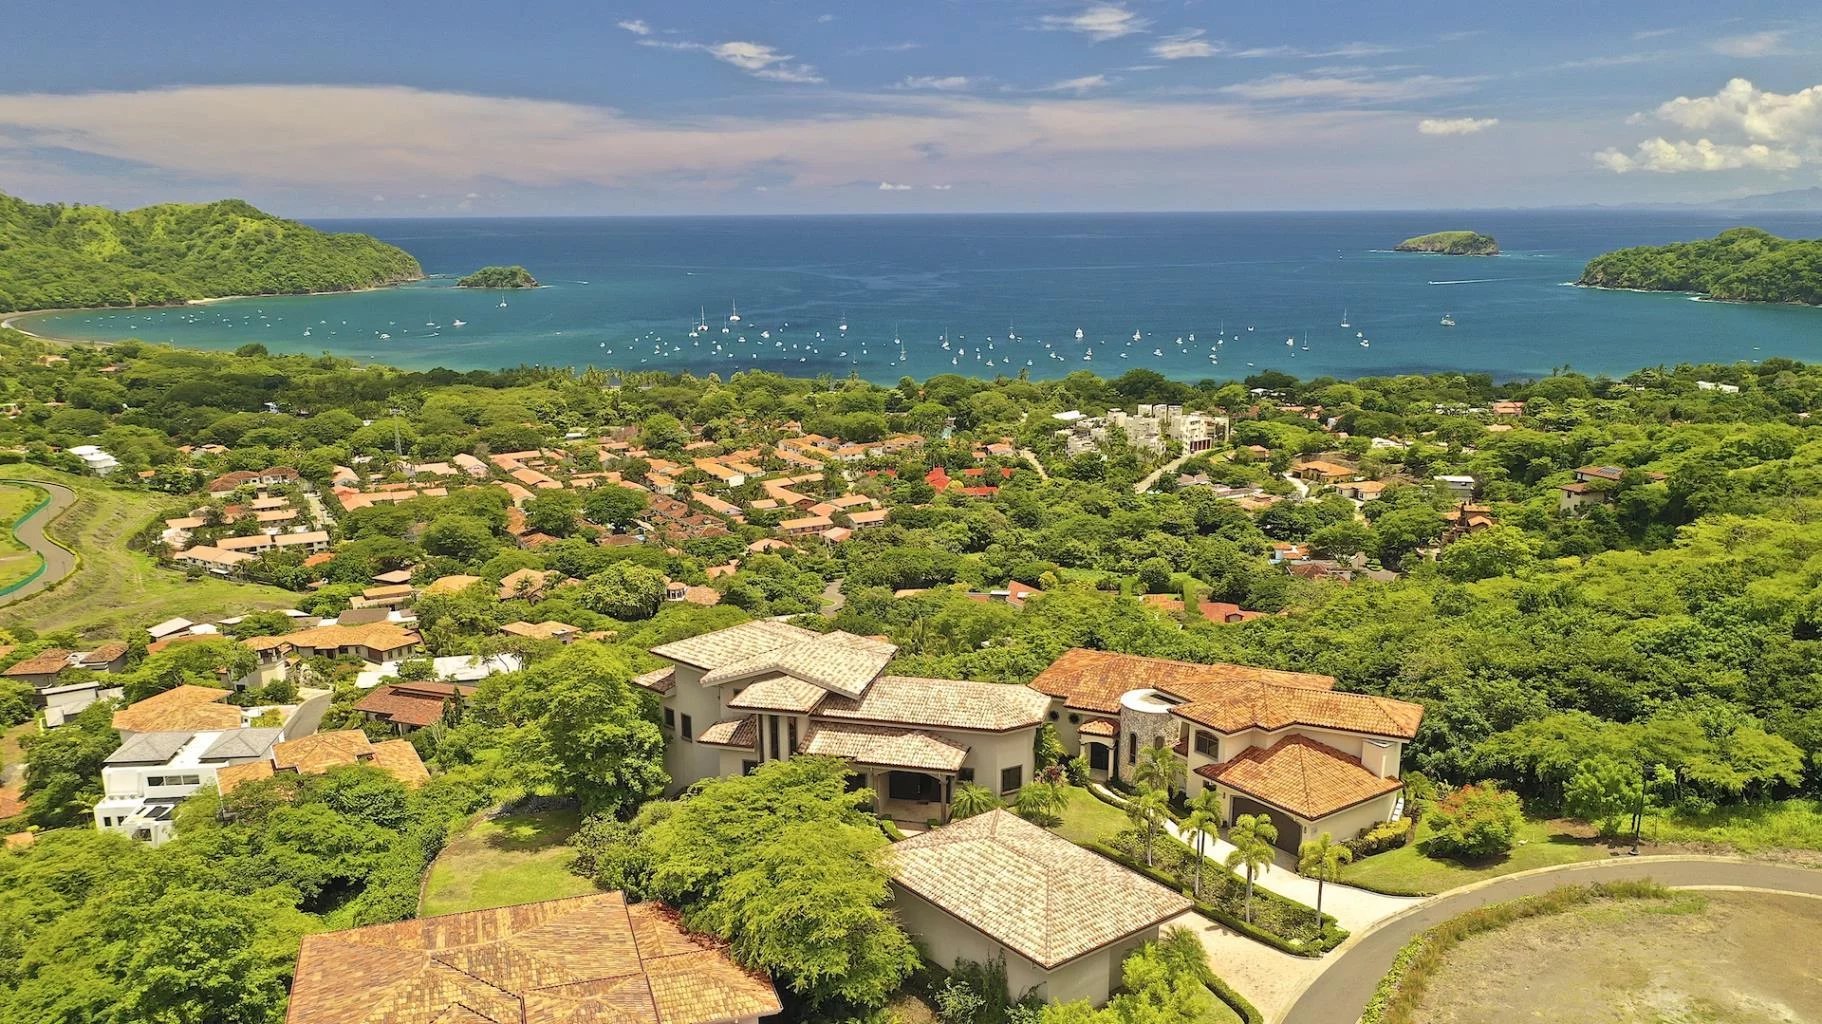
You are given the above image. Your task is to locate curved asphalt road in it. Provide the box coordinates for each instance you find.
[0,480,77,604]
[1281,857,1822,1024]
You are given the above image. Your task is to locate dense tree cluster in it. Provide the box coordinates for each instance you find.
[1578,227,1822,305]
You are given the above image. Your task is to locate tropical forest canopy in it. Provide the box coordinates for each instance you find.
[1394,231,1500,255]
[456,265,539,289]
[0,191,423,313]
[1578,227,1822,306]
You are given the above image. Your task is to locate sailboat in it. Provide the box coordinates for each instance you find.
[728,301,742,323]
[838,312,848,333]
[1300,331,1310,352]
[1340,308,1350,329]
[1440,313,1456,327]
[497,298,508,309]
[697,307,710,333]
[1132,329,1142,342]
[1075,328,1085,340]
[452,319,466,328]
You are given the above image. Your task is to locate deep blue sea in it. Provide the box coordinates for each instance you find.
[16,211,1822,382]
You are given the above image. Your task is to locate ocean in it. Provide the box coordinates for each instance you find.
[16,210,1822,382]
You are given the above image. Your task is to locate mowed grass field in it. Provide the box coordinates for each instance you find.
[420,807,600,917]
[0,483,47,590]
[0,466,293,639]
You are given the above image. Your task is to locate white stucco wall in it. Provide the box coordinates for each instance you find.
[661,665,727,791]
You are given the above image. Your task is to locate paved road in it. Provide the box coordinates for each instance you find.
[1279,857,1822,1024]
[0,480,77,605]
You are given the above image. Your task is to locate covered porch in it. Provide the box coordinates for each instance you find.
[1077,717,1118,783]
[802,723,970,827]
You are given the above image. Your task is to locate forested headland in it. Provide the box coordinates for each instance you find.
[1394,231,1500,255]
[0,191,423,314]
[1578,227,1822,306]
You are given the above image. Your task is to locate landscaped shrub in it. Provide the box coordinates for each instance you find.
[1101,828,1343,954]
[1346,818,1412,858]
[1424,783,1523,860]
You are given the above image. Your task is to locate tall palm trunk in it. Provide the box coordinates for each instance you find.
[1244,871,1255,923]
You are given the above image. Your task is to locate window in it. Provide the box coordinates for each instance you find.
[1068,713,1081,724]
[787,717,798,755]
[769,716,781,761]
[958,767,975,783]
[1127,735,1138,765]
[1194,731,1218,758]
[741,760,759,775]
[681,714,694,741]
[1048,710,1059,722]
[663,707,675,731]
[1000,765,1023,793]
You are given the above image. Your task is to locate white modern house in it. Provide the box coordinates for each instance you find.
[888,809,1192,1006]
[66,444,119,476]
[1033,649,1423,852]
[639,622,1049,822]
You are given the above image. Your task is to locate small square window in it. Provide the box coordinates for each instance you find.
[1000,765,1023,793]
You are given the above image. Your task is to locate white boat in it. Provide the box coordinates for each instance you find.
[1132,329,1142,342]
[698,308,710,332]
[838,314,848,332]
[1360,339,1370,348]
[728,301,742,323]
[1340,308,1350,328]
[498,300,507,308]
[1153,348,1163,357]
[1084,348,1093,361]
[1075,328,1084,340]
[452,320,466,328]
[1286,336,1295,348]
[761,330,770,339]
[1188,332,1196,343]
[1440,313,1456,327]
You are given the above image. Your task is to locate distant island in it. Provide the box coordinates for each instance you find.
[1579,228,1822,306]
[1394,231,1500,256]
[457,265,539,289]
[0,191,422,314]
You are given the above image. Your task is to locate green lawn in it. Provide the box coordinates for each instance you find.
[1051,785,1133,845]
[0,483,46,590]
[1339,817,1612,895]
[1645,798,1822,852]
[420,806,600,917]
[0,466,293,639]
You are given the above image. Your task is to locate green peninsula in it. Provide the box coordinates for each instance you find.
[1578,227,1822,306]
[1394,230,1500,255]
[457,265,539,289]
[0,191,422,313]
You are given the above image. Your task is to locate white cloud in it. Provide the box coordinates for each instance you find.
[1418,116,1499,135]
[928,184,953,190]
[1595,138,1801,173]
[0,83,1407,202]
[878,181,913,191]
[1040,4,1148,42]
[1230,42,1402,59]
[899,75,974,91]
[1041,74,1112,95]
[1221,73,1477,103]
[640,38,823,83]
[616,19,651,36]
[1632,27,1678,40]
[1710,31,1787,57]
[1152,30,1219,60]
[1650,78,1821,144]
[817,14,834,23]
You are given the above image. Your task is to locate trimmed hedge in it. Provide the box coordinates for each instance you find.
[1082,839,1346,957]
[1191,960,1264,1024]
[1360,880,1678,1024]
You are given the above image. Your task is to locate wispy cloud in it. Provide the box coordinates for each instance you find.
[898,75,975,91]
[1632,27,1678,40]
[1152,29,1219,60]
[1552,52,1666,70]
[1710,30,1787,57]
[848,41,922,54]
[1418,116,1498,135]
[1230,42,1402,59]
[641,38,824,83]
[928,184,953,190]
[878,181,913,191]
[1039,4,1148,41]
[1040,74,1113,94]
[616,19,652,37]
[1221,73,1477,103]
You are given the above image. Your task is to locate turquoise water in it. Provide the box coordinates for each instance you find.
[17,211,1822,381]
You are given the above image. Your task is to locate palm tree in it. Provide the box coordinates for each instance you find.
[1297,833,1353,924]
[1014,780,1067,825]
[950,782,999,820]
[1126,786,1171,867]
[1183,789,1222,900]
[1132,743,1185,796]
[1224,813,1278,923]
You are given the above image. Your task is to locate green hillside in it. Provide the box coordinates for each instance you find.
[1579,228,1822,305]
[0,191,423,313]
[457,265,539,288]
[1394,230,1500,255]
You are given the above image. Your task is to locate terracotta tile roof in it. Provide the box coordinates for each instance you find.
[696,716,758,749]
[697,630,895,699]
[727,674,828,713]
[214,759,275,795]
[500,620,580,640]
[283,622,421,656]
[3,649,72,677]
[799,723,968,773]
[888,810,1191,969]
[356,683,472,729]
[112,684,238,733]
[1174,684,1423,740]
[241,729,430,789]
[1029,649,1334,714]
[368,739,432,788]
[1195,735,1401,820]
[650,620,820,669]
[816,676,1050,733]
[424,574,483,595]
[285,893,781,1024]
[1077,717,1119,737]
[631,667,675,695]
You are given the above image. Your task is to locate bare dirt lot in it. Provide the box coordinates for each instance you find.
[1413,890,1822,1024]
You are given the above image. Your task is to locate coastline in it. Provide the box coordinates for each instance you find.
[1,277,426,342]
[1572,282,1822,308]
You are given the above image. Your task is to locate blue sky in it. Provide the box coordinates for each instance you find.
[1,0,1817,215]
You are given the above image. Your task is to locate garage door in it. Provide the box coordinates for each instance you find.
[1230,797,1301,853]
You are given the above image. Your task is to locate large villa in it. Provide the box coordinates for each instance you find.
[639,623,1424,850]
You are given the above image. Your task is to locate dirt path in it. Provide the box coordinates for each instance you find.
[0,480,77,604]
